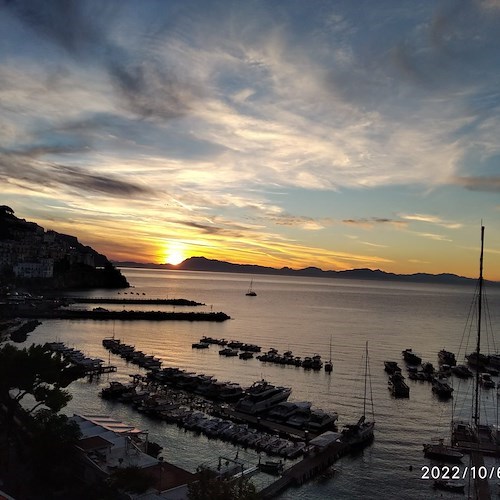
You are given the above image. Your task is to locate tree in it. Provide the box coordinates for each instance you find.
[109,466,155,494]
[0,343,82,412]
[27,409,82,497]
[188,467,259,500]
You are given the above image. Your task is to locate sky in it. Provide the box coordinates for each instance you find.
[1,0,500,280]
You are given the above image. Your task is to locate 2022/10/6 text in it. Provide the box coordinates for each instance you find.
[421,465,500,480]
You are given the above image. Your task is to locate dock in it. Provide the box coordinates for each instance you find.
[260,440,349,499]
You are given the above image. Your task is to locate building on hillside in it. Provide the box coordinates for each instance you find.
[13,259,54,278]
[70,414,196,500]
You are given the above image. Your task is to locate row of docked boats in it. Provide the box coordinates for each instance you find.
[102,337,162,370]
[384,349,458,399]
[192,338,334,372]
[257,349,332,372]
[192,337,262,352]
[100,380,307,459]
[46,341,115,374]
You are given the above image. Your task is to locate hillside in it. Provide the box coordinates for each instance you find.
[0,206,129,290]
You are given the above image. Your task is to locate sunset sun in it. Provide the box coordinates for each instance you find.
[164,244,186,265]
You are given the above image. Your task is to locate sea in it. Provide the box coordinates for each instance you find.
[13,268,500,499]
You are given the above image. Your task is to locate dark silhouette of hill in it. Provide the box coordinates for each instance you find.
[113,256,496,286]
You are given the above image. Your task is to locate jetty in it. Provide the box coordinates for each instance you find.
[5,309,230,322]
[66,297,204,306]
[260,436,349,499]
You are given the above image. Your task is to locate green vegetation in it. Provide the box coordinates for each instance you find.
[0,343,84,499]
[0,343,81,412]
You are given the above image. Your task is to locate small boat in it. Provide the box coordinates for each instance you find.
[246,279,257,296]
[451,364,473,378]
[438,349,457,366]
[433,479,465,492]
[431,378,454,399]
[239,351,254,360]
[192,342,210,349]
[402,348,422,365]
[258,458,283,476]
[325,336,333,373]
[341,341,375,448]
[384,361,400,374]
[388,372,410,398]
[423,438,463,463]
[480,372,495,388]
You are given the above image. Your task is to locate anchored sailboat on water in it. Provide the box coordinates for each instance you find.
[246,279,257,296]
[341,341,375,447]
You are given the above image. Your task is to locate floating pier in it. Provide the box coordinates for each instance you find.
[260,439,349,499]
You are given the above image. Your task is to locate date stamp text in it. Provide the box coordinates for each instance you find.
[422,465,500,480]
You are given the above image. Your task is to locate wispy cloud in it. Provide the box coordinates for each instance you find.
[400,213,463,229]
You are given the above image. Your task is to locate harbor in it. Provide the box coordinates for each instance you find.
[4,268,500,499]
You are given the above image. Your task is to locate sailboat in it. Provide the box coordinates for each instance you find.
[423,227,491,463]
[245,279,257,296]
[324,336,333,373]
[341,341,375,447]
[451,225,496,456]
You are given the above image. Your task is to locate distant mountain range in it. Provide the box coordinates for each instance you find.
[113,256,496,286]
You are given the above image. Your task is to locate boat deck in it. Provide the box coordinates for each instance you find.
[223,408,322,439]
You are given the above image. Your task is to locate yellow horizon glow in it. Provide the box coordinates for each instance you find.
[163,243,187,265]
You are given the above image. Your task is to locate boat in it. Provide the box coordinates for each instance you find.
[479,372,495,388]
[325,336,333,373]
[438,349,457,366]
[341,341,375,448]
[192,342,209,349]
[450,226,500,462]
[402,348,422,365]
[239,351,254,360]
[384,361,400,374]
[258,458,283,476]
[311,354,323,370]
[433,479,465,492]
[235,379,292,414]
[245,279,257,296]
[451,364,473,378]
[423,438,463,463]
[431,378,454,399]
[388,371,410,398]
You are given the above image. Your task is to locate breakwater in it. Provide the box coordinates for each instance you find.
[67,297,204,306]
[8,309,231,322]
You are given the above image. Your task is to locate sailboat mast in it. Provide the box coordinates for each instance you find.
[473,225,485,428]
[363,341,368,418]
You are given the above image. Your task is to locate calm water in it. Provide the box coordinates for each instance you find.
[16,268,500,499]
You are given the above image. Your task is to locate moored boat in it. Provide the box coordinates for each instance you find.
[235,379,292,414]
[423,438,463,463]
[341,341,375,448]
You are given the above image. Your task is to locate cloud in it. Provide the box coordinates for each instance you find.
[400,213,463,229]
[1,0,199,121]
[453,176,500,193]
[0,149,152,197]
[342,218,406,229]
[415,232,452,242]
